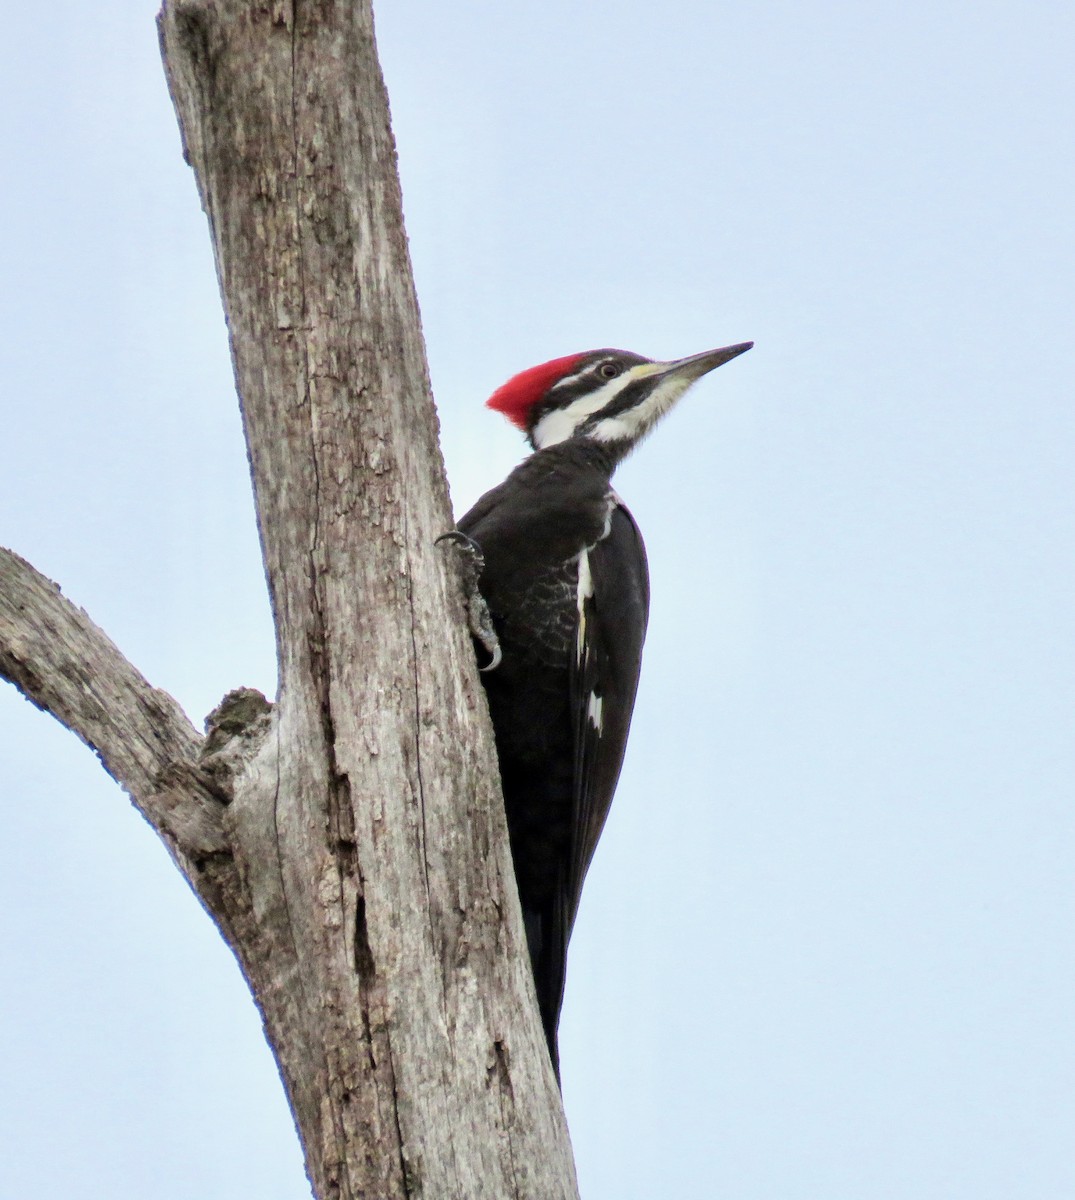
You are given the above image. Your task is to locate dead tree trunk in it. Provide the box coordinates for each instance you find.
[0,2,580,1196]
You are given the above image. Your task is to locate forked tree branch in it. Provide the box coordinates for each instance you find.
[0,546,226,861]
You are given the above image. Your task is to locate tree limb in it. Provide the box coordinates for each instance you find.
[0,545,227,860]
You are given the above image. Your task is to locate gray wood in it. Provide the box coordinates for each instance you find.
[0,2,580,1196]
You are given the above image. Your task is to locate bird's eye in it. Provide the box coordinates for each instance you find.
[598,361,621,380]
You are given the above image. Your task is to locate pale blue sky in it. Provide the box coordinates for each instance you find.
[1,2,1073,1198]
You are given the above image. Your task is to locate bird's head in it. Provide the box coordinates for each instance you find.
[486,342,753,454]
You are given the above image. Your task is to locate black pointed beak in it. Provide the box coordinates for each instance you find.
[657,341,753,383]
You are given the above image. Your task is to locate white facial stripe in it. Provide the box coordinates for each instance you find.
[532,364,662,449]
[547,368,588,393]
[588,371,694,445]
[533,375,628,448]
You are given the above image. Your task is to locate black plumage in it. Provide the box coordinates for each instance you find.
[458,440,648,1076]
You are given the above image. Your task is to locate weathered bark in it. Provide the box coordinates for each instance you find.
[0,547,228,866]
[0,2,580,1197]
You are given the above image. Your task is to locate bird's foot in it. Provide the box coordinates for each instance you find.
[435,531,502,672]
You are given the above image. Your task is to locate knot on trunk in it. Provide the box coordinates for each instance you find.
[201,686,273,797]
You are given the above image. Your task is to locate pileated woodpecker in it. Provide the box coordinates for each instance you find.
[450,342,752,1077]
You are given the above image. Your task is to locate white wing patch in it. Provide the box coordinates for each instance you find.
[579,545,603,733]
[575,501,615,664]
[575,546,593,664]
[587,691,604,733]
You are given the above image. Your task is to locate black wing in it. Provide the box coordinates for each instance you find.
[527,503,649,1074]
[567,503,650,931]
[454,449,648,1077]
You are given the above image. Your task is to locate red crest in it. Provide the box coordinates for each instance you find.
[486,353,588,430]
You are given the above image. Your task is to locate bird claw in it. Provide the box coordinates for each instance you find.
[434,529,482,556]
[475,626,502,673]
[436,530,502,672]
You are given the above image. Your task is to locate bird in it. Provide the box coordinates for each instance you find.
[448,341,752,1078]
